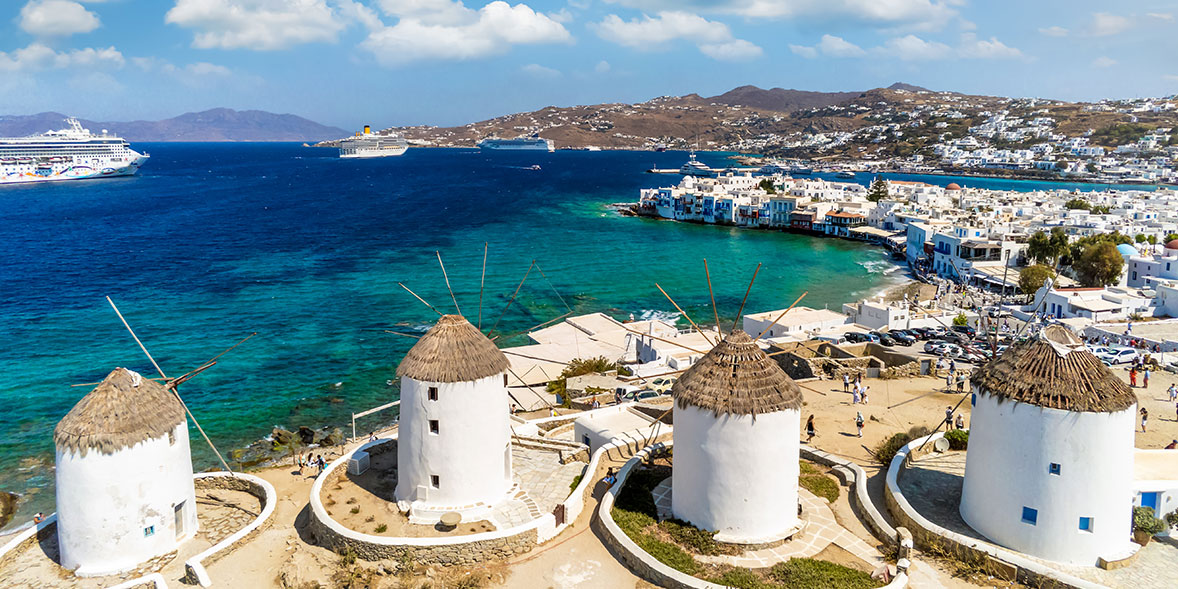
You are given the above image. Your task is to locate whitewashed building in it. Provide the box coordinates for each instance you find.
[962,325,1138,565]
[671,329,804,545]
[395,314,513,522]
[54,368,198,576]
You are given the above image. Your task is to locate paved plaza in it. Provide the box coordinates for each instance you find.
[900,451,1178,588]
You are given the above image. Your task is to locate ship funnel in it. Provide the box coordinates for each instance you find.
[363,125,371,134]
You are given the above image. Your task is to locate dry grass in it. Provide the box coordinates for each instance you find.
[972,325,1135,412]
[397,315,510,383]
[673,329,802,416]
[55,367,186,456]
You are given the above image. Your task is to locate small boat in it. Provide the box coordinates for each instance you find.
[790,165,813,175]
[836,171,855,179]
[679,152,712,177]
[528,164,542,171]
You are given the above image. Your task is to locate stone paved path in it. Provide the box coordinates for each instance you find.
[512,446,586,515]
[651,478,885,569]
[901,451,1178,589]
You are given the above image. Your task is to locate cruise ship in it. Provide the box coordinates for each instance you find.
[0,118,148,185]
[339,125,408,158]
[477,134,555,152]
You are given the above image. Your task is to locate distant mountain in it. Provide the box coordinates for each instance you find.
[705,85,861,113]
[0,109,349,142]
[887,82,932,92]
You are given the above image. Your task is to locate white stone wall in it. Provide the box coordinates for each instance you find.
[960,392,1135,565]
[396,373,512,512]
[55,421,198,576]
[671,405,800,543]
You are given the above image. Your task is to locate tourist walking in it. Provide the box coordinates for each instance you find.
[945,368,953,390]
[805,414,816,442]
[1140,408,1149,432]
[956,372,966,393]
[1143,368,1150,389]
[843,373,850,393]
[852,385,861,405]
[861,386,869,405]
[1130,367,1137,387]
[945,406,954,428]
[855,411,865,438]
[1168,384,1177,403]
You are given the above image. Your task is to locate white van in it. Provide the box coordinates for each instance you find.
[814,335,848,345]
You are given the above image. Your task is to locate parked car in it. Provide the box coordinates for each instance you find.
[888,331,917,345]
[844,332,870,343]
[869,331,896,346]
[924,340,948,354]
[648,377,676,393]
[951,324,977,338]
[1096,347,1139,365]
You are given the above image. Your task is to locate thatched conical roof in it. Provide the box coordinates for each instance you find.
[672,329,802,416]
[971,324,1135,413]
[55,367,187,456]
[396,314,510,383]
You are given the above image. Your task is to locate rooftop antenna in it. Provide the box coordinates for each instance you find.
[478,242,488,329]
[436,251,461,315]
[731,263,762,332]
[704,259,720,331]
[106,296,239,475]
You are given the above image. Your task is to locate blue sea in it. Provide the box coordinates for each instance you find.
[0,145,1152,526]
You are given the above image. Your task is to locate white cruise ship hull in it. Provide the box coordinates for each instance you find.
[477,137,555,152]
[0,155,148,184]
[340,145,408,158]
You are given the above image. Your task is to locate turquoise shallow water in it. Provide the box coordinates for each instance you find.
[0,145,1130,524]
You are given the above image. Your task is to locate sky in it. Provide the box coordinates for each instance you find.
[1,0,1177,129]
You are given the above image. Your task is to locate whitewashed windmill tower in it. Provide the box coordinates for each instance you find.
[670,328,805,544]
[394,314,514,521]
[961,324,1137,565]
[54,367,199,576]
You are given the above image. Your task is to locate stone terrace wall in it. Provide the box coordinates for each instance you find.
[184,472,277,587]
[307,516,536,566]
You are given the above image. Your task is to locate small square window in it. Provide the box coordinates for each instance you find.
[1022,507,1038,525]
[429,420,439,434]
[428,387,438,401]
[144,525,155,537]
[430,475,440,488]
[1079,517,1093,532]
[1049,463,1061,475]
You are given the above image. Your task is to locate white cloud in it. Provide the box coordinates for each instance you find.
[360,2,571,65]
[602,0,959,31]
[1148,13,1173,21]
[0,43,124,71]
[1164,74,1178,82]
[1089,12,1130,36]
[165,0,346,50]
[817,34,865,57]
[877,34,951,61]
[789,44,818,58]
[1038,25,1068,37]
[699,39,762,61]
[593,11,731,47]
[592,11,761,61]
[957,33,1022,59]
[521,63,560,77]
[1092,56,1117,68]
[19,0,101,37]
[594,60,611,73]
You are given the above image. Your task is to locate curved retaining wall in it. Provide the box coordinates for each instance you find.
[597,441,910,589]
[0,514,56,572]
[183,472,277,587]
[800,445,897,547]
[308,438,549,566]
[885,433,1107,589]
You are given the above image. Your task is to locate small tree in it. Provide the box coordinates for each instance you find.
[1019,265,1056,298]
[953,312,968,327]
[1148,235,1158,245]
[1135,234,1148,244]
[1167,233,1178,243]
[1064,198,1092,211]
[866,178,888,202]
[1074,242,1124,287]
[758,178,776,194]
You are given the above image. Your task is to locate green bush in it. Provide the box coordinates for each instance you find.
[799,460,820,475]
[944,429,969,450]
[768,558,882,589]
[659,518,722,555]
[952,312,968,327]
[800,474,840,503]
[569,474,583,492]
[872,432,914,466]
[610,465,699,575]
[374,523,387,533]
[1166,510,1178,530]
[709,568,770,589]
[1134,506,1166,535]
